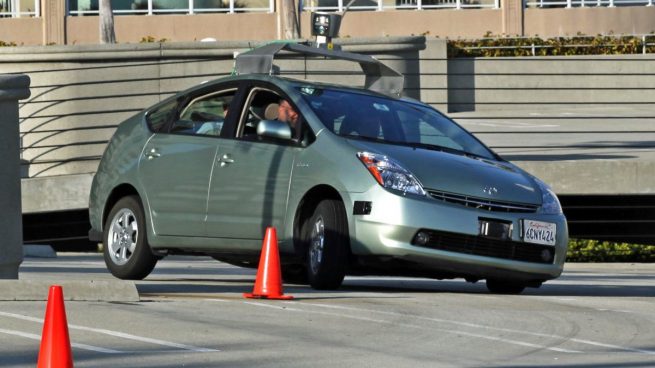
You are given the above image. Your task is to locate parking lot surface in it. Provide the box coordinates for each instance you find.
[2,253,654,367]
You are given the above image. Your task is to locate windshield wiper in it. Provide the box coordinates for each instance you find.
[341,134,485,159]
[395,141,484,158]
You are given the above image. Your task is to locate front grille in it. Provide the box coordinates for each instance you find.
[414,229,555,264]
[427,190,539,213]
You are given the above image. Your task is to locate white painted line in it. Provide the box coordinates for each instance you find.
[0,328,122,354]
[243,302,579,353]
[288,302,655,355]
[0,311,219,353]
[203,298,230,303]
[243,301,303,312]
[70,325,219,353]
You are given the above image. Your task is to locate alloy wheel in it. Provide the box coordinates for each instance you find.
[309,216,325,275]
[107,208,138,266]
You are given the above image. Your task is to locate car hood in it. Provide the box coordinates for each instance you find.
[347,140,542,205]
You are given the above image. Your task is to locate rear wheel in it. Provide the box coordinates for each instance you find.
[303,199,349,290]
[486,279,526,294]
[103,195,157,280]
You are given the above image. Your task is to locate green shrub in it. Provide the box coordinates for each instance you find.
[448,33,655,58]
[567,239,655,262]
[139,36,168,43]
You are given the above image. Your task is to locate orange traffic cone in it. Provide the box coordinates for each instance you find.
[37,285,73,368]
[244,227,294,300]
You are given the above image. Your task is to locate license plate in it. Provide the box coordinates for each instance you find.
[522,220,557,246]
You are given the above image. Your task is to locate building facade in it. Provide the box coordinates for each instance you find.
[1,0,655,45]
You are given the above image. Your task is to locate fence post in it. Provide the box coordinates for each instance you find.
[0,74,30,279]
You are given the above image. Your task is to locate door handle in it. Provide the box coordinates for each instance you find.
[144,148,161,160]
[218,153,234,167]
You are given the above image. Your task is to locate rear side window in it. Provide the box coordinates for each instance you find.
[171,90,236,137]
[146,99,178,132]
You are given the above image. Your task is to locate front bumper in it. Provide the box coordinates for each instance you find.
[346,186,568,281]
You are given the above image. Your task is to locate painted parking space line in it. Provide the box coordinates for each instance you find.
[0,311,219,353]
[285,301,655,355]
[241,301,580,354]
[0,328,122,353]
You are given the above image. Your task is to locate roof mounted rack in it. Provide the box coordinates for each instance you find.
[234,42,404,97]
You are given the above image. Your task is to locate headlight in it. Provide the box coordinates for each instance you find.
[535,179,562,215]
[357,152,426,196]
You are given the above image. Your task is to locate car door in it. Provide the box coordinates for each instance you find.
[205,86,298,245]
[138,87,238,237]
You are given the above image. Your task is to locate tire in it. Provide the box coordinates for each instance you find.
[303,199,349,290]
[486,279,526,294]
[103,195,158,280]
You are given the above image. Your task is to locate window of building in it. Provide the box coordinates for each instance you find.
[0,0,40,17]
[68,0,273,15]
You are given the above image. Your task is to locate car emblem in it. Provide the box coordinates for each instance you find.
[483,186,498,196]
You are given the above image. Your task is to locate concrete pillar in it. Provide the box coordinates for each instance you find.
[0,75,31,279]
[42,0,66,45]
[419,39,448,112]
[502,0,524,36]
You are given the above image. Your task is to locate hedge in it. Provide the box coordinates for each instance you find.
[448,33,655,58]
[567,239,655,262]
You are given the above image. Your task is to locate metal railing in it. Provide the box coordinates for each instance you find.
[66,0,499,15]
[525,0,654,7]
[68,0,274,15]
[0,0,39,17]
[303,0,499,11]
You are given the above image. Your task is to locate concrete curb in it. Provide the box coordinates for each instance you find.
[23,244,57,258]
[0,280,139,302]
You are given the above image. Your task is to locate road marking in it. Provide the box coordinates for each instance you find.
[0,328,122,353]
[0,311,218,353]
[203,298,230,302]
[288,302,655,355]
[243,301,303,312]
[243,301,579,353]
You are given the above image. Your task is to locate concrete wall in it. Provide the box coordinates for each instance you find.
[0,75,30,279]
[448,54,655,112]
[4,7,655,46]
[0,18,42,45]
[524,7,655,38]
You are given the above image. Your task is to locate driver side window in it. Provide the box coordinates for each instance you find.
[170,89,236,137]
[238,88,282,139]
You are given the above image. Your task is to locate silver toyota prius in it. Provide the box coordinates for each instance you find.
[89,44,568,294]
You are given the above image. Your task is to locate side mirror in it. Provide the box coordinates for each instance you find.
[257,120,292,140]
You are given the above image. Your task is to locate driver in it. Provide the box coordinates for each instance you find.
[277,99,299,137]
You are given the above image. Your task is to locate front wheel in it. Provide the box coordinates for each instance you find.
[303,199,349,290]
[486,279,526,294]
[103,195,157,280]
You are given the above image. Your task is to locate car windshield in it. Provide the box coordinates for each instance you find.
[298,87,496,160]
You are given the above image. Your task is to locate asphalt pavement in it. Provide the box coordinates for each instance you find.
[1,253,654,367]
